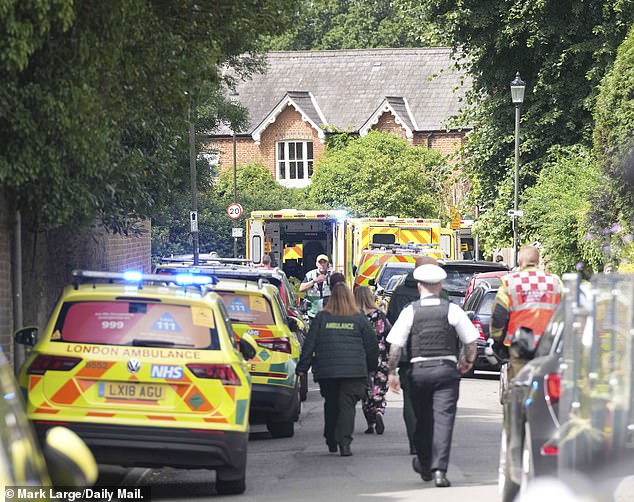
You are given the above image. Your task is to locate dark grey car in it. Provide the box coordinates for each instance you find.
[498,303,565,501]
[462,283,500,371]
[439,260,508,306]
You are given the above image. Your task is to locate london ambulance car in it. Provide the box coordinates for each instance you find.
[16,270,256,495]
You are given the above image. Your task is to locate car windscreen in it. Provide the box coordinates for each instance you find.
[443,270,476,293]
[475,277,502,289]
[378,266,414,288]
[53,301,220,349]
[217,292,275,325]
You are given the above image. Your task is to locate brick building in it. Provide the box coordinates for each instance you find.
[207,48,471,188]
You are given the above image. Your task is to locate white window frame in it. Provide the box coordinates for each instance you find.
[276,140,314,188]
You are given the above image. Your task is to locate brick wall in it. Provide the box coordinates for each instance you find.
[0,190,13,361]
[371,112,408,140]
[428,132,465,156]
[22,221,151,332]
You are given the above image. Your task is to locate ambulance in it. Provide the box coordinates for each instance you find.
[246,209,353,281]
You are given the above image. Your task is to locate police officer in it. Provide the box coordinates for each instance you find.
[490,245,562,380]
[387,263,478,487]
[299,254,331,316]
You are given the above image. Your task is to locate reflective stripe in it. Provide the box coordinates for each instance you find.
[511,302,559,312]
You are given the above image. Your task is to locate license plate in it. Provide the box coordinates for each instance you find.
[98,382,165,401]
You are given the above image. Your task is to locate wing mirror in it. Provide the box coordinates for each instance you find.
[510,326,536,360]
[239,333,258,360]
[44,427,98,487]
[15,326,38,347]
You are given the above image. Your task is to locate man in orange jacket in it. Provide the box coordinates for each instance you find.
[491,246,562,379]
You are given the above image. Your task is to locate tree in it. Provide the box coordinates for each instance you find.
[264,0,434,50]
[0,0,298,233]
[308,131,449,218]
[398,0,634,242]
[152,163,308,259]
[521,145,604,276]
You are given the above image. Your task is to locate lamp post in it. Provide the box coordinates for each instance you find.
[188,97,199,266]
[510,72,526,268]
[228,88,239,258]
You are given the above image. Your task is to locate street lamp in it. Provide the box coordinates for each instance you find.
[510,72,526,268]
[188,95,199,266]
[228,88,239,258]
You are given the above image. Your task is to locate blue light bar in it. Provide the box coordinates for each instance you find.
[123,271,143,282]
[174,273,213,285]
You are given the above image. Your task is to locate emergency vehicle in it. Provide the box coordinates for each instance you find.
[246,209,352,281]
[15,270,257,495]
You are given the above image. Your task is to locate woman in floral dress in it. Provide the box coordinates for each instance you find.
[354,286,391,435]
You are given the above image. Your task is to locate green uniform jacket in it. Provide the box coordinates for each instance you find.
[296,311,379,380]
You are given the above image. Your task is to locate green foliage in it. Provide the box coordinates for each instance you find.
[308,131,449,218]
[1,0,298,233]
[403,0,634,224]
[594,23,634,221]
[263,0,434,50]
[521,145,604,275]
[152,163,309,258]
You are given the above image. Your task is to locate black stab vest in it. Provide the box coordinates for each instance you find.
[410,299,459,358]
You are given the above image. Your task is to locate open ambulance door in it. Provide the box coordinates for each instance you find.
[249,220,264,264]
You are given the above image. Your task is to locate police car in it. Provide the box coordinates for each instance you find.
[214,278,302,438]
[15,270,257,495]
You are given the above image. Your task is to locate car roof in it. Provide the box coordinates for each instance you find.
[213,278,279,295]
[382,262,416,269]
[440,260,509,271]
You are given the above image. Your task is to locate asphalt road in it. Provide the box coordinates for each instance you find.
[97,371,503,501]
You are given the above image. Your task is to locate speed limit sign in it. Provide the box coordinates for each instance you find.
[226,203,243,220]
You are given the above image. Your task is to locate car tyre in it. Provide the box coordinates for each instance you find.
[499,428,519,502]
[216,465,246,495]
[267,420,294,438]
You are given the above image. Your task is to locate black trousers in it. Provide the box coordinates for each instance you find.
[398,362,417,449]
[318,377,367,448]
[409,360,460,473]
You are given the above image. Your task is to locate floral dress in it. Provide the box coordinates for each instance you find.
[362,309,391,424]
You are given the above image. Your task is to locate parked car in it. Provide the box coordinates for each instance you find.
[16,270,257,495]
[214,278,302,439]
[375,272,409,312]
[438,260,508,306]
[498,299,569,501]
[462,282,500,371]
[464,270,508,302]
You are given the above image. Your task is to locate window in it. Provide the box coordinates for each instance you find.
[277,141,313,186]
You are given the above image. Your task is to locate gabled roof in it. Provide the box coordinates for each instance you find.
[214,48,470,136]
[359,96,418,138]
[251,91,328,145]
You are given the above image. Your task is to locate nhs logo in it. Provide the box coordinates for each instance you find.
[150,365,183,380]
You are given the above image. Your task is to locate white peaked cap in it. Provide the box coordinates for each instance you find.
[413,264,447,284]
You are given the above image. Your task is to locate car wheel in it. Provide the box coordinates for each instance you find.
[499,428,519,502]
[216,465,246,495]
[299,373,308,402]
[267,420,294,438]
[520,422,535,492]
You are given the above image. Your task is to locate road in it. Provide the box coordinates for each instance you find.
[98,372,502,501]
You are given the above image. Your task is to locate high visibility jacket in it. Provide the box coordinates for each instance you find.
[500,268,562,346]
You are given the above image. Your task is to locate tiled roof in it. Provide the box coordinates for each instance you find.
[215,48,471,136]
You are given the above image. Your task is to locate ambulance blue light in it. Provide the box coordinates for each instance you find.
[174,274,213,285]
[124,271,143,282]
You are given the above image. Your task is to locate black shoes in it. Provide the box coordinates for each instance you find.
[433,470,451,487]
[327,443,338,453]
[364,425,375,434]
[339,444,352,456]
[375,413,385,435]
[412,457,432,482]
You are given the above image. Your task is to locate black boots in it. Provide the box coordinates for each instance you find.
[339,444,352,456]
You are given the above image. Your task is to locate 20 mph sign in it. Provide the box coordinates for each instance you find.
[226,203,243,220]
